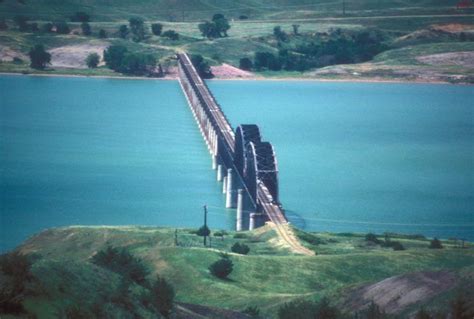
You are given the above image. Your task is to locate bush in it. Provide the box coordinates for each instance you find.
[13,57,23,64]
[55,21,70,34]
[119,53,156,75]
[429,238,443,249]
[151,23,163,36]
[104,45,128,70]
[129,17,145,42]
[28,44,51,69]
[209,258,233,279]
[239,15,248,20]
[150,275,175,317]
[233,233,248,239]
[391,241,405,251]
[41,22,53,33]
[86,53,100,68]
[365,233,381,244]
[81,22,91,36]
[91,246,149,285]
[98,29,107,38]
[190,54,213,78]
[198,13,230,39]
[231,242,250,255]
[162,30,179,40]
[119,24,129,39]
[13,15,29,32]
[243,306,260,318]
[239,57,253,70]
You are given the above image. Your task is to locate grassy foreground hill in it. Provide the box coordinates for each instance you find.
[1,224,473,318]
[0,0,473,83]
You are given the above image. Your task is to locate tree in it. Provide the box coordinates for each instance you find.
[190,54,213,78]
[151,23,163,36]
[231,242,250,255]
[129,17,145,42]
[86,53,100,68]
[119,24,129,39]
[196,225,211,246]
[162,30,179,40]
[292,24,300,35]
[254,52,281,71]
[212,13,230,37]
[104,45,128,70]
[239,57,253,70]
[119,53,156,75]
[273,26,287,41]
[70,11,90,22]
[55,21,70,34]
[198,13,230,39]
[429,238,443,249]
[209,258,233,279]
[98,29,107,38]
[81,22,91,36]
[28,44,51,69]
[150,275,175,317]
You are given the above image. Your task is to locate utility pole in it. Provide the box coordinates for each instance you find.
[342,0,346,16]
[203,204,208,246]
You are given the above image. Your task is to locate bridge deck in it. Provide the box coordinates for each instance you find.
[177,53,314,255]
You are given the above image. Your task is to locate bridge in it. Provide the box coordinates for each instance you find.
[177,53,313,255]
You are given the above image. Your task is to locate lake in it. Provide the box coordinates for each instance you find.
[1,75,473,251]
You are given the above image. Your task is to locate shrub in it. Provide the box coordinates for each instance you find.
[119,25,129,39]
[129,17,146,42]
[13,15,29,32]
[239,57,253,70]
[391,241,405,251]
[28,44,51,69]
[98,29,107,38]
[243,306,260,318]
[86,53,100,68]
[81,22,91,36]
[209,258,233,279]
[162,30,179,40]
[41,22,53,33]
[365,233,381,244]
[151,23,163,36]
[55,21,70,34]
[13,57,23,64]
[91,246,149,285]
[150,275,175,317]
[233,233,247,239]
[104,45,127,70]
[190,54,213,78]
[429,238,443,249]
[239,15,248,20]
[231,242,250,255]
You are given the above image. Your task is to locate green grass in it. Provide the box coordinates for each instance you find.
[9,225,473,318]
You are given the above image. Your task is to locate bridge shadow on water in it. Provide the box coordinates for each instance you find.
[283,209,307,230]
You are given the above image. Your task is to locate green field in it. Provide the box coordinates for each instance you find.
[0,0,473,82]
[1,225,472,318]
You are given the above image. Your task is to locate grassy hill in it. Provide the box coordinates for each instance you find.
[1,225,473,318]
[0,0,473,82]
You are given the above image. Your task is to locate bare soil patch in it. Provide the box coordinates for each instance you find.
[344,271,458,314]
[0,45,27,62]
[211,63,256,79]
[417,51,474,68]
[49,42,108,69]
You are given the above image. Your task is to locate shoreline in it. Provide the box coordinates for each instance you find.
[1,70,469,85]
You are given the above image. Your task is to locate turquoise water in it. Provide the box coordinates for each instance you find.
[1,76,473,251]
[0,75,231,252]
[208,80,474,240]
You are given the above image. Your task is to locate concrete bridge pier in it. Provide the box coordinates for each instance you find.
[225,168,236,208]
[236,189,244,231]
[217,164,224,182]
[222,176,227,194]
[212,155,217,170]
[249,213,266,230]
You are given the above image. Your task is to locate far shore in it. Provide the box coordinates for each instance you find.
[0,70,469,86]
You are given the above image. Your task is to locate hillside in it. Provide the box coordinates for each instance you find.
[0,0,473,83]
[1,225,473,318]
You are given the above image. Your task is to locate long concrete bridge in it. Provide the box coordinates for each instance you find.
[177,53,313,255]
